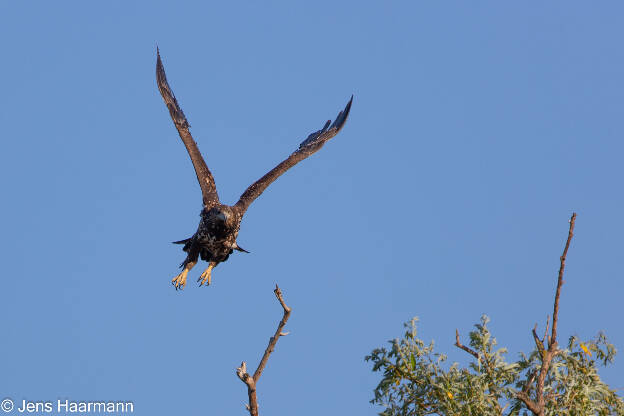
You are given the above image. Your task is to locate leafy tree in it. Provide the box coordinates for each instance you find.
[366,214,624,416]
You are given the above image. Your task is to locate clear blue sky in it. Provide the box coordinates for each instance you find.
[1,1,622,414]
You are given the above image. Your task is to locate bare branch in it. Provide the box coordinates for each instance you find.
[237,284,292,416]
[253,285,292,382]
[516,213,577,416]
[551,213,576,349]
[236,362,258,416]
[455,329,479,360]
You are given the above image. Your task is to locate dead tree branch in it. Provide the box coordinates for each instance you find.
[236,284,292,416]
[551,213,575,349]
[516,212,576,416]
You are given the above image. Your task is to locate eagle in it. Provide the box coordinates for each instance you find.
[156,50,353,290]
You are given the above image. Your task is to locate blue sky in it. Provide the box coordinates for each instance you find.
[1,1,622,414]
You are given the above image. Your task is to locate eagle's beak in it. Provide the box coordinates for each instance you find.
[217,211,230,222]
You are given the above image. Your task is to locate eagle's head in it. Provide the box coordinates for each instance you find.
[208,205,240,230]
[211,206,248,253]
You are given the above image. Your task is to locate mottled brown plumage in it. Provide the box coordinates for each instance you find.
[156,49,352,290]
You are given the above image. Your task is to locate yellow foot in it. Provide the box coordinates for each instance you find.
[197,264,215,287]
[172,269,189,290]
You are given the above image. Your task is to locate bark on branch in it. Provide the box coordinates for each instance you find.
[516,212,576,416]
[455,329,479,360]
[236,284,292,416]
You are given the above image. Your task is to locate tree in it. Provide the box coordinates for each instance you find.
[366,214,624,415]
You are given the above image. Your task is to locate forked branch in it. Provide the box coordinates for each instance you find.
[236,285,292,416]
[516,212,577,416]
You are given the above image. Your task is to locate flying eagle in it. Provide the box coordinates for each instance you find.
[156,50,353,290]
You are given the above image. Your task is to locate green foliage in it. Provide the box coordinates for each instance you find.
[514,332,623,415]
[366,316,624,416]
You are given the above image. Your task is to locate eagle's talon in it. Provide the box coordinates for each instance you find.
[197,263,215,287]
[172,269,189,290]
[198,273,210,287]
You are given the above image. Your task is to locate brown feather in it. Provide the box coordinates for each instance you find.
[234,96,353,214]
[156,49,220,208]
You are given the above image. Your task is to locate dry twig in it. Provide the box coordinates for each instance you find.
[236,284,292,416]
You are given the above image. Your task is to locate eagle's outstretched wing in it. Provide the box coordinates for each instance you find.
[234,96,353,214]
[156,49,219,208]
